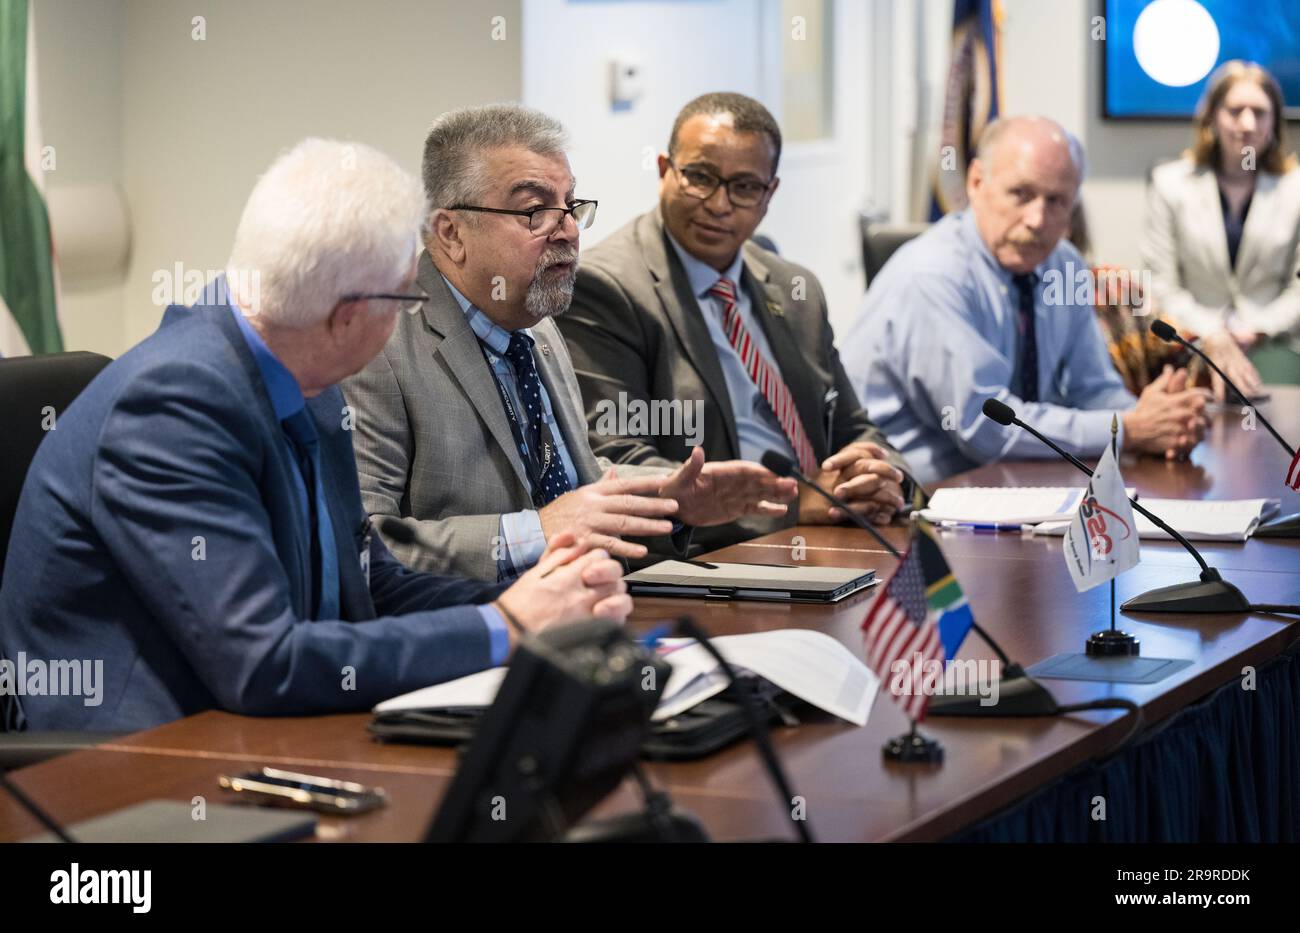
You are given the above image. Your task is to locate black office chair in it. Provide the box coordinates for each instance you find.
[0,350,121,771]
[859,211,930,288]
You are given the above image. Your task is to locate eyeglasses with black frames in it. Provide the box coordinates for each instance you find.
[445,199,598,237]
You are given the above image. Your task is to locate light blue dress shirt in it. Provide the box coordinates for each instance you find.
[841,210,1136,484]
[665,233,798,464]
[441,276,580,582]
[229,294,508,664]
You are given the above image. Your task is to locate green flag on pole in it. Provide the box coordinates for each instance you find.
[0,0,62,356]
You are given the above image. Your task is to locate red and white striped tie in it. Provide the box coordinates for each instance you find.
[708,276,817,474]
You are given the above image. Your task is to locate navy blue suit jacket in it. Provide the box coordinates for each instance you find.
[0,298,504,731]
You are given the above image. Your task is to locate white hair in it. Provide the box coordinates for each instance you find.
[226,138,427,327]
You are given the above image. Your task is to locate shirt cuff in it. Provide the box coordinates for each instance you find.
[498,510,547,579]
[477,603,511,667]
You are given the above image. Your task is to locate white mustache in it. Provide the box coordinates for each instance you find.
[538,248,578,272]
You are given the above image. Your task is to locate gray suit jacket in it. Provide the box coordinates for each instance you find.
[558,208,905,554]
[343,252,664,582]
[1143,158,1300,352]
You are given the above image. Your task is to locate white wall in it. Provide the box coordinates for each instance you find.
[522,0,876,332]
[118,0,522,348]
[35,0,523,356]
[34,0,126,356]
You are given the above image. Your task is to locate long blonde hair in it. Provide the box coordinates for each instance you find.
[1186,60,1297,174]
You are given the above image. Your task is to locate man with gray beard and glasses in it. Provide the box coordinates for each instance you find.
[343,104,796,582]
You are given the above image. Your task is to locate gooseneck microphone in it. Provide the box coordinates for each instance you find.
[1149,319,1295,458]
[1149,319,1300,539]
[980,397,1250,613]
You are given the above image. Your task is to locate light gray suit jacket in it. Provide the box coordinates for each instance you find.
[343,252,659,582]
[1142,158,1300,352]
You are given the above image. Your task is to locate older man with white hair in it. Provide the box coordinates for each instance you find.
[0,138,630,732]
[842,115,1208,484]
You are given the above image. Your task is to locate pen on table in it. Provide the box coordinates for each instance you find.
[937,521,1032,533]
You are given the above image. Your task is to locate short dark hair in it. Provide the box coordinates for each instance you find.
[668,92,782,174]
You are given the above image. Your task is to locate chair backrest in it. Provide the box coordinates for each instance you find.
[0,351,112,584]
[859,213,931,288]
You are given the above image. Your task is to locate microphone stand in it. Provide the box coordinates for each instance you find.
[1152,320,1300,537]
[1086,417,1140,655]
[991,407,1251,613]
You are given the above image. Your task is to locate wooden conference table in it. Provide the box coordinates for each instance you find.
[1,389,1297,843]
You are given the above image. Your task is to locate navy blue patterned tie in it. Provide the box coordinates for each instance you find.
[1013,272,1040,403]
[503,332,572,506]
[281,409,340,620]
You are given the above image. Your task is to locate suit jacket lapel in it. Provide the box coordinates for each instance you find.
[533,322,604,485]
[641,211,739,456]
[416,255,532,494]
[740,249,827,458]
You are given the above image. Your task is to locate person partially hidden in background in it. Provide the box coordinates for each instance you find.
[0,139,630,732]
[1143,60,1300,394]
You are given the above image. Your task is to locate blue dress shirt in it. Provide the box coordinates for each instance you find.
[441,276,580,582]
[842,210,1136,484]
[229,297,509,664]
[665,232,798,464]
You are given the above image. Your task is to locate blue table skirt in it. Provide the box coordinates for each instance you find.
[951,640,1300,842]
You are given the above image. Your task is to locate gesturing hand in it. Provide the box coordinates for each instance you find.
[658,447,798,527]
[537,472,678,560]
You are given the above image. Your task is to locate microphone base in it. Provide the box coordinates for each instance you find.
[1255,512,1300,538]
[1086,629,1141,656]
[882,731,944,763]
[926,665,1060,717]
[1121,574,1251,614]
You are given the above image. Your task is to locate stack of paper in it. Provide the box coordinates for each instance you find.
[921,486,1135,525]
[374,629,881,727]
[1031,498,1277,542]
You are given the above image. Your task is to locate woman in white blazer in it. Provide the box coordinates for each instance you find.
[1143,61,1300,394]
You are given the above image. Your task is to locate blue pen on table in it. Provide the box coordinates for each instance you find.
[937,520,1032,533]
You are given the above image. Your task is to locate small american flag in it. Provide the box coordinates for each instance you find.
[860,541,944,722]
[1288,447,1300,492]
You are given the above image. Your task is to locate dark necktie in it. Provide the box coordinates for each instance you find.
[281,408,340,620]
[502,332,573,506]
[1013,272,1040,403]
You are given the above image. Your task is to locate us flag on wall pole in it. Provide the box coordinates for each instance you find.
[0,0,63,357]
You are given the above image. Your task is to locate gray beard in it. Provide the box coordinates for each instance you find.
[524,262,577,319]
